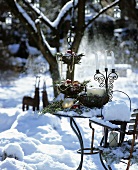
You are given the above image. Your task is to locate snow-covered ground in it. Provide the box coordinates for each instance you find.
[0,66,138,170]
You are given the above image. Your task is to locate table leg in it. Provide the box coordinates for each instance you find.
[119,122,127,145]
[70,117,84,170]
[104,127,108,147]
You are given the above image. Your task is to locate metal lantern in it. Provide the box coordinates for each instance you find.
[114,6,121,19]
[34,1,40,8]
[67,28,75,48]
[30,0,40,8]
[5,12,12,25]
[85,6,91,15]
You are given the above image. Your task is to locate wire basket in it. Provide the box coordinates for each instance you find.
[57,84,84,98]
[78,93,109,109]
[62,53,83,65]
[57,50,84,65]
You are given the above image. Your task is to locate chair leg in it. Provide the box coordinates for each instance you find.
[126,133,136,170]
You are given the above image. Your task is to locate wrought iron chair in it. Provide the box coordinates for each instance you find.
[91,93,138,170]
[125,109,138,170]
[84,90,138,170]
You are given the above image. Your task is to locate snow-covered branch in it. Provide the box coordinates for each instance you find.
[40,30,56,55]
[85,0,120,28]
[23,0,56,31]
[15,2,37,32]
[23,0,78,31]
[34,20,57,65]
[53,0,78,28]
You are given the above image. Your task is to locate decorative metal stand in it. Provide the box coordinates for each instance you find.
[56,44,84,81]
[55,0,85,81]
[56,28,84,94]
[94,68,118,101]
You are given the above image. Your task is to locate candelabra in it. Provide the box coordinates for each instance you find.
[93,50,118,101]
[94,68,118,101]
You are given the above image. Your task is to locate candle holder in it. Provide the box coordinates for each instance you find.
[56,50,84,65]
[56,80,90,98]
[56,27,84,77]
[94,68,118,101]
[78,93,109,109]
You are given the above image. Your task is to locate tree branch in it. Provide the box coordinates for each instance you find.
[6,0,37,36]
[85,0,120,29]
[22,0,57,32]
[35,20,57,64]
[22,0,77,33]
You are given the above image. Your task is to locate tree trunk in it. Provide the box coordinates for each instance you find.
[49,63,60,97]
[35,28,60,97]
[66,0,86,81]
[6,0,60,97]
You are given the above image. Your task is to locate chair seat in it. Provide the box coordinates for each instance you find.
[127,130,138,135]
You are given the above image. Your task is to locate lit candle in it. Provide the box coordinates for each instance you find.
[95,53,99,70]
[104,50,108,68]
[109,131,118,147]
[87,87,106,97]
[111,51,115,69]
[62,98,74,108]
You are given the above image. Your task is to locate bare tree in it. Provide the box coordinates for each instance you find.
[4,0,138,97]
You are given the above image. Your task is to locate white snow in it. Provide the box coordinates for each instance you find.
[0,67,138,170]
[2,143,24,161]
[1,6,138,166]
[8,44,41,56]
[1,1,138,169]
[104,100,131,121]
[56,108,102,118]
[90,117,119,129]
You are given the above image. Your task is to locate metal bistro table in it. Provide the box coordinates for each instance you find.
[53,103,131,170]
[53,109,103,170]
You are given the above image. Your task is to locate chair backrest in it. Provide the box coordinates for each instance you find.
[112,90,131,112]
[128,109,138,136]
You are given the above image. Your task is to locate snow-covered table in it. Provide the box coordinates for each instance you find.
[89,100,131,148]
[52,100,131,170]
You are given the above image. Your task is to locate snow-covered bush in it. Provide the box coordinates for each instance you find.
[2,143,24,161]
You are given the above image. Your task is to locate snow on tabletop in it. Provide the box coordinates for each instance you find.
[103,100,131,121]
[56,108,102,118]
[90,117,119,129]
